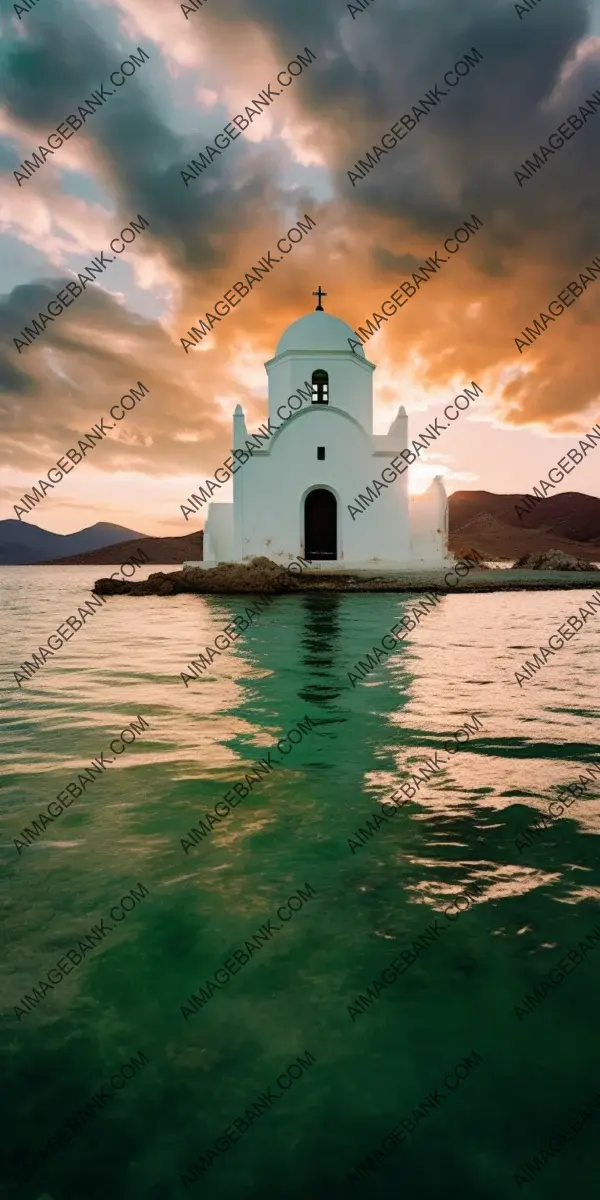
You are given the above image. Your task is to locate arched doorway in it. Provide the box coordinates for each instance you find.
[304,488,337,560]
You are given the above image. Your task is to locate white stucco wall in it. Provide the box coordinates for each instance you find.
[204,502,233,562]
[410,479,449,566]
[234,406,412,565]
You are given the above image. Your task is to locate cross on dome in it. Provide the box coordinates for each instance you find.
[312,285,327,311]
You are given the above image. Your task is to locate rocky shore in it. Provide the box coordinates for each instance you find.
[93,554,600,597]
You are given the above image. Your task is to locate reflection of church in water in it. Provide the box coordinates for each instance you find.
[200,290,449,569]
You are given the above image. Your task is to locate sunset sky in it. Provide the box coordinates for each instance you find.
[1,0,600,538]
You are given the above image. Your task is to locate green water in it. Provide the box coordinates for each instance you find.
[2,566,600,1199]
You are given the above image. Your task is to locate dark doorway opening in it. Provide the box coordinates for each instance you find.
[304,488,337,560]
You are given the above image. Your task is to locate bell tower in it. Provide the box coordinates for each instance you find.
[265,293,375,435]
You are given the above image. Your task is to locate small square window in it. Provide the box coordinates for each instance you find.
[317,446,325,460]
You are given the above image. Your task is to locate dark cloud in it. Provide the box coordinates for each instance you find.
[1,0,298,280]
[3,10,119,126]
[0,280,246,476]
[372,249,422,275]
[0,352,37,396]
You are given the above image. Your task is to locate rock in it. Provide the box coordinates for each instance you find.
[93,577,131,595]
[93,557,305,597]
[512,549,598,571]
[454,546,489,566]
[187,556,300,594]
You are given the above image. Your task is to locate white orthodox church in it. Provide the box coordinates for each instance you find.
[197,295,449,570]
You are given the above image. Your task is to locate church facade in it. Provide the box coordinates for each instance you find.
[197,298,449,570]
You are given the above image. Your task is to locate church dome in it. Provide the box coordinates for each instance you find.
[275,311,364,357]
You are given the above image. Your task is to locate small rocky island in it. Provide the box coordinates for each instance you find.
[94,551,600,597]
[511,550,595,571]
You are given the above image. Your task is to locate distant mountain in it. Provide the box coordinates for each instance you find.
[449,489,600,540]
[48,530,204,565]
[449,491,600,562]
[0,520,145,565]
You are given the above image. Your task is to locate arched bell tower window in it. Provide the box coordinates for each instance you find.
[312,369,329,405]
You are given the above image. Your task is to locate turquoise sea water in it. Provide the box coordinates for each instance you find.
[2,565,600,1200]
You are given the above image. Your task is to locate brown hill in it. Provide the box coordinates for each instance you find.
[450,489,600,540]
[448,513,599,563]
[48,530,204,565]
[448,491,600,562]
